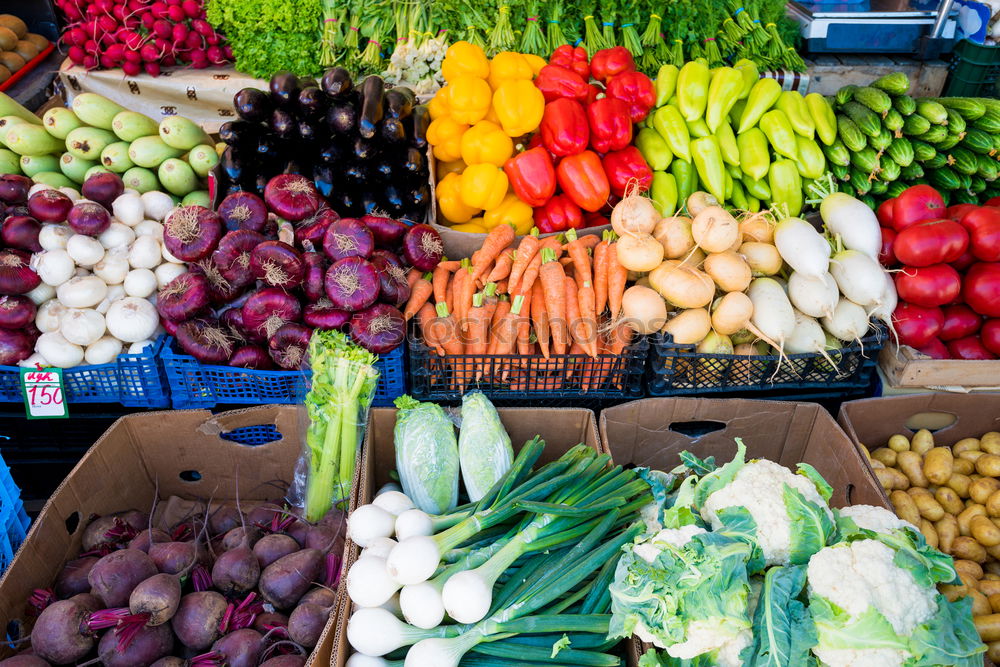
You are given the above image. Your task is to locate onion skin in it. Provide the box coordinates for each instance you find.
[264,174,321,222]
[0,295,36,330]
[401,224,443,271]
[322,218,374,261]
[350,303,404,354]
[229,345,274,369]
[325,257,379,312]
[157,272,211,322]
[371,250,410,308]
[295,209,338,250]
[67,202,112,236]
[163,206,224,262]
[301,252,326,302]
[362,214,407,249]
[81,172,124,209]
[1,215,41,252]
[268,322,312,369]
[0,327,32,364]
[303,300,349,330]
[176,319,233,364]
[0,174,31,204]
[0,249,40,295]
[250,241,304,289]
[220,307,248,341]
[218,191,268,233]
[214,230,265,286]
[241,288,302,343]
[191,258,245,305]
[27,189,73,223]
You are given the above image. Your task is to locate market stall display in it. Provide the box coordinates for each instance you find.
[0,13,51,88]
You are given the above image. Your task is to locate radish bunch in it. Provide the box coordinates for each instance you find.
[55,0,232,76]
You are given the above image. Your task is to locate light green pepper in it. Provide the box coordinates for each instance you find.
[677,60,710,122]
[706,67,744,132]
[738,77,782,134]
[691,135,726,204]
[650,171,678,215]
[760,109,798,160]
[733,59,760,100]
[655,64,679,108]
[736,127,769,181]
[715,122,740,167]
[653,105,691,163]
[769,158,803,217]
[636,128,673,171]
[671,159,698,210]
[775,91,815,139]
[794,135,826,180]
[742,173,771,200]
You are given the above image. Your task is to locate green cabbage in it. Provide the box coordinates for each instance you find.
[393,395,459,514]
[458,392,513,501]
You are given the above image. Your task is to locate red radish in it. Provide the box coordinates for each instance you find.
[218,192,269,233]
[294,209,337,249]
[350,303,405,354]
[67,201,112,236]
[213,230,265,286]
[894,219,969,267]
[264,174,322,222]
[164,206,223,262]
[302,251,326,301]
[176,319,233,364]
[325,257,379,311]
[1,215,41,252]
[0,249,39,295]
[892,302,944,348]
[182,0,201,17]
[145,62,162,77]
[323,218,374,261]
[402,223,443,271]
[230,345,274,369]
[27,189,72,223]
[241,288,302,341]
[0,295,36,329]
[171,591,228,650]
[960,207,1000,262]
[303,299,349,330]
[250,241,304,288]
[371,251,410,307]
[947,335,997,360]
[88,548,158,607]
[82,172,124,208]
[894,264,961,308]
[0,328,33,365]
[268,322,312,369]
[963,262,1000,317]
[915,337,950,359]
[157,273,211,322]
[982,319,1000,356]
[892,184,945,231]
[0,175,30,204]
[939,304,981,341]
[362,213,408,248]
[123,60,142,76]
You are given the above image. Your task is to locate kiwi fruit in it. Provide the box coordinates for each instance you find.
[0,16,28,40]
[0,27,16,52]
[13,40,37,62]
[0,51,25,73]
[24,33,48,51]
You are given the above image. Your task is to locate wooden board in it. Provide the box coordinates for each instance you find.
[805,55,949,96]
[879,345,1000,390]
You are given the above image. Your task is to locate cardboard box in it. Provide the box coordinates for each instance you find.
[880,345,1000,392]
[330,406,604,666]
[0,405,350,666]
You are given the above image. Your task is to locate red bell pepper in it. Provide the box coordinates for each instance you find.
[540,98,589,157]
[602,146,653,198]
[550,44,590,80]
[590,46,635,83]
[556,150,610,212]
[534,194,583,233]
[587,97,632,153]
[534,65,590,104]
[606,71,656,123]
[503,147,557,207]
[586,84,602,106]
[583,211,609,228]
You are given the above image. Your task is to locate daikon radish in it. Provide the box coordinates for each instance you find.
[739,242,782,276]
[773,217,830,278]
[786,309,838,367]
[829,249,886,308]
[747,277,795,358]
[711,292,754,336]
[704,251,751,292]
[820,192,880,259]
[866,271,898,343]
[648,260,715,309]
[691,206,740,253]
[653,216,696,259]
[821,298,871,347]
[787,271,838,319]
[662,307,712,344]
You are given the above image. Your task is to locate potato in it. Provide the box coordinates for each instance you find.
[959,504,987,536]
[960,571,980,591]
[971,589,993,616]
[975,614,1000,642]
[897,450,929,488]
[952,458,975,476]
[987,543,1000,561]
[985,570,1000,581]
[919,519,939,549]
[978,454,1000,477]
[970,477,1000,505]
[890,490,921,526]
[956,559,985,582]
[990,595,1000,615]
[888,434,911,452]
[989,640,1000,664]
[936,486,965,514]
[923,446,954,485]
[908,488,945,521]
[980,579,1000,597]
[870,459,885,470]
[912,428,935,454]
[988,489,1000,518]
[953,536,988,563]
[871,447,897,467]
[983,431,1000,455]
[972,515,1000,547]
[941,582,969,602]
[937,515,959,554]
[960,450,987,463]
[947,473,973,498]
[875,467,908,491]
[954,437,981,454]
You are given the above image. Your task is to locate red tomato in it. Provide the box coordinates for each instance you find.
[946,335,997,360]
[894,264,962,308]
[876,198,896,227]
[963,262,1000,317]
[952,249,977,272]
[892,302,944,348]
[915,337,950,359]
[939,304,982,341]
[987,196,1000,207]
[959,206,1000,262]
[894,219,969,267]
[879,227,897,267]
[945,203,978,223]
[892,185,946,231]
[982,319,1000,356]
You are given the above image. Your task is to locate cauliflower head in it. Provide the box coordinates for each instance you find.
[836,504,915,534]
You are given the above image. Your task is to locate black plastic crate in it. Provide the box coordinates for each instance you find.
[946,39,1000,99]
[408,335,648,402]
[646,325,885,396]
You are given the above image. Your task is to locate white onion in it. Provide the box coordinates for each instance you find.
[58,187,81,201]
[57,276,108,308]
[29,183,54,196]
[93,248,129,285]
[25,282,55,306]
[33,249,75,286]
[18,352,49,368]
[84,335,122,365]
[161,242,183,264]
[36,332,84,368]
[35,300,67,333]
[140,191,174,221]
[38,224,72,251]
[128,339,155,354]
[133,220,164,240]
[112,192,144,227]
[128,235,161,269]
[66,234,105,268]
[123,268,157,298]
[98,222,136,249]
[348,505,397,547]
[122,188,139,196]
[105,297,158,343]
[95,284,125,315]
[60,308,106,346]
[154,262,186,289]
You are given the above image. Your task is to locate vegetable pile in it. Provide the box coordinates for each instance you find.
[613,440,985,666]
[12,497,346,666]
[879,184,1000,360]
[220,69,431,223]
[0,13,49,84]
[867,427,1000,661]
[55,0,230,75]
[344,392,650,666]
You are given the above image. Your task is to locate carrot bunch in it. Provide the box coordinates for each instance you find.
[401,225,634,393]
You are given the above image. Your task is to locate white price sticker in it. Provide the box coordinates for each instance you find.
[20,368,68,419]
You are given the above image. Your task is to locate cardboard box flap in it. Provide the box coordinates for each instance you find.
[840,393,1000,449]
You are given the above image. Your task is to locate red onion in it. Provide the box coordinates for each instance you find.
[295,209,338,250]
[371,252,410,308]
[241,287,302,342]
[304,300,350,331]
[218,192,268,233]
[0,295,37,330]
[401,224,443,271]
[213,230,264,287]
[1,215,42,252]
[0,328,32,365]
[81,172,124,209]
[163,206,223,262]
[250,241,305,289]
[0,175,31,204]
[268,323,312,369]
[322,218,374,261]
[362,214,407,249]
[263,174,321,222]
[191,258,244,305]
[0,250,40,295]
[350,303,405,354]
[229,345,274,370]
[27,190,73,223]
[219,307,248,341]
[325,257,379,312]
[67,202,112,236]
[302,252,326,302]
[176,319,233,364]
[162,318,180,337]
[156,272,211,322]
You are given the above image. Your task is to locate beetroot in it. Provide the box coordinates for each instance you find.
[259,548,324,609]
[69,592,102,612]
[130,573,182,626]
[305,524,342,553]
[209,506,243,536]
[0,656,50,666]
[299,586,338,607]
[88,548,157,607]
[285,519,309,547]
[97,622,173,666]
[150,659,186,667]
[149,542,197,575]
[210,628,263,667]
[221,525,261,551]
[253,534,300,569]
[253,611,289,634]
[246,503,284,527]
[54,557,98,598]
[211,542,260,595]
[261,656,307,667]
[171,591,226,650]
[288,602,332,648]
[81,515,120,551]
[129,528,172,553]
[30,599,95,663]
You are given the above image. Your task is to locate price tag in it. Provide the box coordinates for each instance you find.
[20,368,68,419]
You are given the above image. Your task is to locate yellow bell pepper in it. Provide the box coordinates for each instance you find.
[428,86,451,121]
[492,79,544,137]
[523,53,546,77]
[441,41,490,82]
[460,121,513,167]
[460,164,508,210]
[488,52,533,90]
[484,105,503,126]
[452,221,488,233]
[483,193,533,235]
[437,172,480,223]
[436,158,466,182]
[448,76,493,125]
[426,116,468,162]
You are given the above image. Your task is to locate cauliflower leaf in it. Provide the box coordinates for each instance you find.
[743,565,818,667]
[907,595,986,667]
[783,484,836,566]
[796,463,833,502]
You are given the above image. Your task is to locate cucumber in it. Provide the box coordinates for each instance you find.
[870,72,910,96]
[971,176,987,194]
[945,107,966,134]
[921,125,948,144]
[930,165,960,191]
[842,101,882,137]
[869,126,892,152]
[924,153,948,169]
[950,147,979,176]
[880,158,901,182]
[870,179,889,195]
[831,162,850,181]
[962,128,994,154]
[883,108,904,132]
[835,85,858,107]
[900,162,924,180]
[894,94,917,117]
[917,99,948,125]
[953,189,978,204]
[902,114,931,136]
[851,146,880,173]
[933,133,963,151]
[937,97,987,121]
[887,137,914,167]
[977,153,998,182]
[821,138,851,167]
[960,172,973,190]
[973,108,1000,134]
[886,182,909,198]
[850,167,872,195]
[837,115,867,152]
[859,194,876,209]
[911,140,936,162]
[853,86,892,115]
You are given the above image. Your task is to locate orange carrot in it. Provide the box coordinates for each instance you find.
[516,286,532,358]
[446,274,456,313]
[577,281,598,357]
[466,292,490,356]
[427,302,464,356]
[407,267,422,289]
[593,232,611,315]
[564,275,587,353]
[471,224,516,284]
[495,279,509,295]
[497,295,525,378]
[403,273,434,320]
[605,320,634,390]
[563,229,593,286]
[539,247,568,355]
[518,234,561,297]
[485,245,516,284]
[487,296,511,355]
[433,263,453,306]
[607,235,628,320]
[508,228,541,293]
[454,260,473,333]
[531,281,550,358]
[578,234,600,249]
[482,282,499,323]
[416,302,443,355]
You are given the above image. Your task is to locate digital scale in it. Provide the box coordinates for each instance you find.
[789,0,959,56]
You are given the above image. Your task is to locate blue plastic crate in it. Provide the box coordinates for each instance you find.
[161,337,406,409]
[0,459,29,573]
[0,337,169,408]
